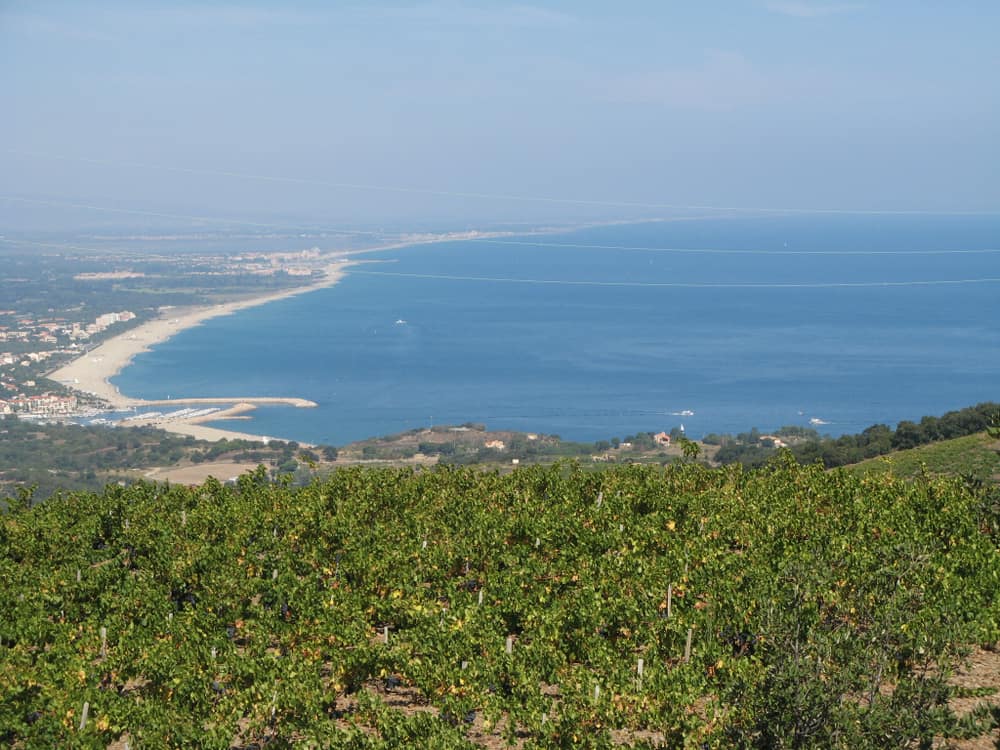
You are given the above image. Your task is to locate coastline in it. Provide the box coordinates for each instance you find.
[45,223,682,446]
[48,261,352,443]
[46,222,643,412]
[44,218,743,446]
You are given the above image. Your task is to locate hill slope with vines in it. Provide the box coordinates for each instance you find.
[2,459,999,748]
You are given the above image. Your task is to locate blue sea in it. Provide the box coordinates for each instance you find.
[111,215,1000,445]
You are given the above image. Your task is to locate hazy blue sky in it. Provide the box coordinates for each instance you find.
[1,1,998,230]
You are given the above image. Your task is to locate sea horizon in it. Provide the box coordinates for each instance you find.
[110,213,1000,446]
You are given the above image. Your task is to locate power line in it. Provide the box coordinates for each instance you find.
[348,268,1000,289]
[473,238,1000,256]
[6,149,999,216]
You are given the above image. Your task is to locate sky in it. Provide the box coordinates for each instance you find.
[1,1,998,231]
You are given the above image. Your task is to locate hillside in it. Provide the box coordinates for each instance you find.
[0,416,326,501]
[847,431,1000,483]
[2,461,999,748]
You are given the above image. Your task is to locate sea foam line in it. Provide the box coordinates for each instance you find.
[472,239,1000,256]
[349,269,1000,289]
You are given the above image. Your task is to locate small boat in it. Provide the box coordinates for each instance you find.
[395,319,407,325]
[809,417,829,426]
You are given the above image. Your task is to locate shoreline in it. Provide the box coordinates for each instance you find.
[43,227,543,445]
[48,261,354,443]
[44,218,704,446]
[45,220,644,410]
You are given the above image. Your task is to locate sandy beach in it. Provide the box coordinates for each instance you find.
[48,261,351,443]
[118,402,316,445]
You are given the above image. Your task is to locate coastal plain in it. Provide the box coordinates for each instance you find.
[47,262,350,442]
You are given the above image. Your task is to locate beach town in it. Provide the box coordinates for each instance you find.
[0,247,354,443]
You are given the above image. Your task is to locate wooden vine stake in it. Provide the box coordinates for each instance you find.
[637,657,644,689]
[383,626,389,644]
[593,684,601,702]
[76,568,81,583]
[79,701,89,731]
[667,584,672,618]
[505,635,513,655]
[684,628,693,663]
[596,491,603,508]
[477,589,484,606]
[100,626,107,658]
[181,509,186,527]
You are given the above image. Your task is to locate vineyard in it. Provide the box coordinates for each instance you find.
[2,458,999,748]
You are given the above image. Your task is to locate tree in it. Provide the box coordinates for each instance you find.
[680,437,700,461]
[892,421,924,450]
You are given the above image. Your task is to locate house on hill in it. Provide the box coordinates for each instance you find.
[654,431,671,446]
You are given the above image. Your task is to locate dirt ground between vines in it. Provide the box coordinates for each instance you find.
[943,646,1000,750]
[336,647,1000,749]
[318,648,1000,749]
[105,646,1000,749]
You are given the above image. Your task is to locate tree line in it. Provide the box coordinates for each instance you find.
[713,402,999,469]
